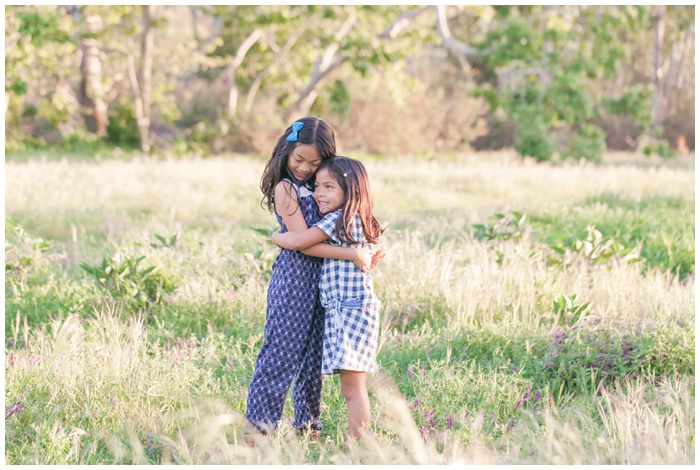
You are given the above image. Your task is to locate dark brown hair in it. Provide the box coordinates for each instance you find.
[260,117,336,212]
[317,156,384,244]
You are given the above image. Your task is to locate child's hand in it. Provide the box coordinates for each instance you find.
[370,249,386,270]
[353,246,373,273]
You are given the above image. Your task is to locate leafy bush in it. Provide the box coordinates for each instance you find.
[106,101,141,147]
[562,124,606,162]
[80,253,177,307]
[514,126,554,162]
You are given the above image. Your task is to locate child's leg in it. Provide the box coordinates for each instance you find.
[339,370,370,440]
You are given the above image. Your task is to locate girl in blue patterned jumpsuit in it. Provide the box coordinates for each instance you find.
[245,118,377,441]
[272,156,384,441]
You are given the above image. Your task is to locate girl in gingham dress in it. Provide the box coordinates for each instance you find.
[245,119,378,444]
[273,156,384,441]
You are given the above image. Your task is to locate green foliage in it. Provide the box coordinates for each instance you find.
[552,294,591,327]
[562,124,606,162]
[471,193,692,279]
[472,212,528,242]
[472,6,680,163]
[150,232,182,249]
[642,139,676,159]
[5,219,55,281]
[601,85,653,127]
[478,19,541,67]
[80,253,177,307]
[514,126,554,162]
[531,195,694,279]
[106,101,141,147]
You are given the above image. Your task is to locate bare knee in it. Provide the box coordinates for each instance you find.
[339,370,366,401]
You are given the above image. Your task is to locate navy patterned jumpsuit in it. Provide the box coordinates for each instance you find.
[246,178,325,433]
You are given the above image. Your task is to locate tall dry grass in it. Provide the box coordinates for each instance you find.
[5,150,695,464]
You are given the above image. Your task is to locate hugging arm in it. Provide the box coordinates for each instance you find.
[273,181,373,271]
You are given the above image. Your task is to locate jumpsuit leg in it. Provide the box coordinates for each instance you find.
[291,299,325,430]
[245,280,316,432]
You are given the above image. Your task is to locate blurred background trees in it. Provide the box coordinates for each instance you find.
[5,5,695,161]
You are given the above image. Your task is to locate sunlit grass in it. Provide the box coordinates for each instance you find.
[5,150,694,464]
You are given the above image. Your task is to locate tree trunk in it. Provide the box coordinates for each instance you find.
[66,6,108,137]
[226,29,263,117]
[282,15,355,122]
[126,52,148,152]
[651,5,666,128]
[79,34,108,137]
[244,30,301,114]
[137,5,155,152]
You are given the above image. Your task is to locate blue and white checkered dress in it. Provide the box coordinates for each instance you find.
[314,210,380,374]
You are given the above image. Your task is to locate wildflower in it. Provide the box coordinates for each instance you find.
[421,425,429,438]
[5,401,23,419]
[446,415,454,429]
[533,404,539,414]
[511,365,517,371]
[515,399,523,410]
[507,417,516,430]
[146,435,156,454]
[412,398,420,409]
[407,365,414,377]
[533,390,541,402]
[545,362,553,369]
[427,409,437,427]
[464,411,470,419]
[8,339,14,348]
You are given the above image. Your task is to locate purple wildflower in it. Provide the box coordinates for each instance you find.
[511,365,517,371]
[412,398,420,409]
[464,411,470,419]
[421,425,429,438]
[515,399,523,410]
[427,409,437,427]
[446,415,454,429]
[534,390,541,402]
[146,435,156,454]
[407,365,414,377]
[533,404,539,414]
[5,401,23,419]
[545,362,553,369]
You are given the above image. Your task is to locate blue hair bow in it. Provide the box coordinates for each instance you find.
[286,121,304,142]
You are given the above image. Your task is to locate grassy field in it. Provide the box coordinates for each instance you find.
[4,150,695,464]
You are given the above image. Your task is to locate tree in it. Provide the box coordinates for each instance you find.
[5,6,75,133]
[64,5,109,137]
[126,5,156,152]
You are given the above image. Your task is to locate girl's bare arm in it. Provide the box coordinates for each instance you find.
[273,181,372,270]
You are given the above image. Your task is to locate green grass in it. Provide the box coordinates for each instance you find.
[5,150,695,464]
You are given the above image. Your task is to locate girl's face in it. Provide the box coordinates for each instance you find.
[287,144,322,182]
[313,167,345,214]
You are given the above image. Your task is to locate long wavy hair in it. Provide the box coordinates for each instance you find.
[260,117,336,213]
[317,156,384,244]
